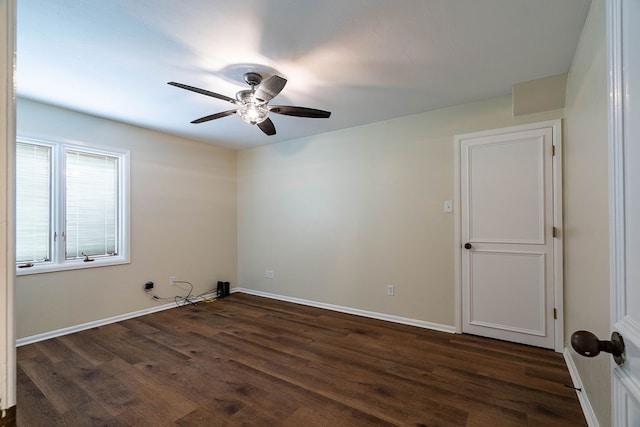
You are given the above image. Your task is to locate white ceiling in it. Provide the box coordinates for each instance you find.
[16,0,591,150]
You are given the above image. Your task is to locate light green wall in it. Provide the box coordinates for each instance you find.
[15,99,237,338]
[564,0,610,424]
[238,95,562,326]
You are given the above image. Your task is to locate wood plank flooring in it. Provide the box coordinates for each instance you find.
[17,293,586,426]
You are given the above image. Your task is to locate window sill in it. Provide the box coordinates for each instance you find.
[16,256,130,276]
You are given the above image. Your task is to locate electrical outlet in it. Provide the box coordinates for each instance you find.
[144,281,154,290]
[169,276,176,286]
[387,284,394,296]
[264,270,274,279]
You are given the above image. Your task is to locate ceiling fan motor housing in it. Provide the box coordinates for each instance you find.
[243,72,263,87]
[236,90,257,103]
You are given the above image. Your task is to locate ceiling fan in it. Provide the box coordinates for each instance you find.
[168,72,331,136]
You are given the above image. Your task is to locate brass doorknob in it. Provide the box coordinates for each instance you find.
[570,330,625,366]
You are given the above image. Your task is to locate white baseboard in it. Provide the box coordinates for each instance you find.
[16,292,218,347]
[563,347,600,427]
[234,288,457,334]
[17,288,455,347]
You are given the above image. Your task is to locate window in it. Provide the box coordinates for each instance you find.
[16,136,129,274]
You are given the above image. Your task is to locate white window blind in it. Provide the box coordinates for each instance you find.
[16,136,129,274]
[65,150,118,259]
[16,142,51,263]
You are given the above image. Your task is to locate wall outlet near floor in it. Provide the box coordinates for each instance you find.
[387,284,394,296]
[169,276,176,286]
[264,270,275,279]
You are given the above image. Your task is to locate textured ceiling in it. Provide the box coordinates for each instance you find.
[17,0,591,150]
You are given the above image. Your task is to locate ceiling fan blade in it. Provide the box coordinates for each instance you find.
[257,118,276,135]
[190,109,237,124]
[168,81,236,104]
[269,105,331,118]
[254,75,287,102]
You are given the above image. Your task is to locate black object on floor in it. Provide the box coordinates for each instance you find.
[217,281,224,298]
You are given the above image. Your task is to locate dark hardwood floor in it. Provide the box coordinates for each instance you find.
[17,293,586,426]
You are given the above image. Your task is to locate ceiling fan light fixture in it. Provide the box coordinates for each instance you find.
[238,101,269,125]
[169,72,331,135]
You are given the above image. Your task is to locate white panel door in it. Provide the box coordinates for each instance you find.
[459,124,556,349]
[609,1,640,425]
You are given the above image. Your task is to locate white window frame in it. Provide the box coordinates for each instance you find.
[16,135,130,275]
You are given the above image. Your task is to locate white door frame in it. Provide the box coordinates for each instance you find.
[453,119,564,353]
[0,0,16,415]
[608,1,640,425]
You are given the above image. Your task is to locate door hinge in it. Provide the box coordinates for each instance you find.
[553,308,558,319]
[552,145,556,156]
[552,226,558,238]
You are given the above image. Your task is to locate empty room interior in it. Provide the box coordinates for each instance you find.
[2,0,637,425]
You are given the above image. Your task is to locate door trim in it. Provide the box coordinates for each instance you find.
[608,0,634,342]
[609,1,640,425]
[1,0,17,412]
[453,119,563,352]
